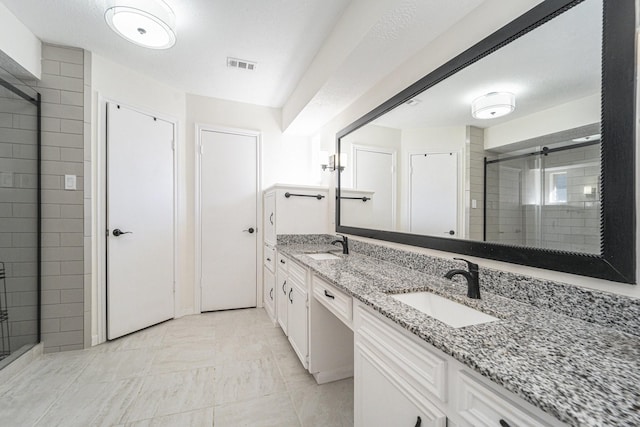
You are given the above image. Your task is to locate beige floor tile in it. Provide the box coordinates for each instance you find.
[76,347,157,383]
[34,377,142,427]
[149,342,217,374]
[120,367,215,423]
[214,356,287,405]
[291,378,354,427]
[214,392,300,427]
[123,407,214,426]
[1,308,354,426]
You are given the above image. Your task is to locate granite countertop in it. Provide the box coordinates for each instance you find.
[278,243,640,427]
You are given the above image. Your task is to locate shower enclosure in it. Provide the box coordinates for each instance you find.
[484,139,601,254]
[0,68,41,369]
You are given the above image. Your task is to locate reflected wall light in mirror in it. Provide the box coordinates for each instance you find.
[336,0,636,283]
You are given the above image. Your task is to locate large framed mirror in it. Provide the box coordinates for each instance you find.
[336,0,636,283]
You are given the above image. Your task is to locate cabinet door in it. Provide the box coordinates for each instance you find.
[355,342,446,427]
[263,267,276,321]
[287,280,308,369]
[264,191,276,246]
[276,266,288,334]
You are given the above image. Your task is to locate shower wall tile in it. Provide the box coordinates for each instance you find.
[39,44,86,353]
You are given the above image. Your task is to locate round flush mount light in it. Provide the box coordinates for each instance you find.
[105,0,176,49]
[471,92,515,119]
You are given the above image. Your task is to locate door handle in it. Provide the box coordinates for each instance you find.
[112,229,132,237]
[446,230,455,235]
[243,227,255,234]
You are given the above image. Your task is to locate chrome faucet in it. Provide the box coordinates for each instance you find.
[444,258,480,299]
[331,234,349,254]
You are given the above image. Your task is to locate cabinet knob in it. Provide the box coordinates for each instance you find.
[499,420,511,427]
[280,259,286,264]
[415,416,422,427]
[266,257,271,262]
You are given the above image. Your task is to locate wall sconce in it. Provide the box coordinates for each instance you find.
[320,152,347,172]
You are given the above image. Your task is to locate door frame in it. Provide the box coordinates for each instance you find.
[405,149,464,238]
[351,144,397,228]
[95,95,179,344]
[194,124,262,314]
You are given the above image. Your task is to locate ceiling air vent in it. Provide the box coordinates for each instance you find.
[227,57,257,71]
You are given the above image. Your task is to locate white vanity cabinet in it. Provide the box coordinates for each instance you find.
[263,244,276,321]
[275,253,309,369]
[263,184,330,246]
[354,301,566,427]
[276,253,289,333]
[287,273,308,369]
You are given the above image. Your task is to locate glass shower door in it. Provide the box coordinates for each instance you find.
[0,73,41,369]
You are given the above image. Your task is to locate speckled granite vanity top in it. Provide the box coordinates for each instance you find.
[277,242,640,427]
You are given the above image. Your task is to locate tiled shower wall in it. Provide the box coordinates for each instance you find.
[466,126,485,240]
[485,143,600,253]
[38,44,86,353]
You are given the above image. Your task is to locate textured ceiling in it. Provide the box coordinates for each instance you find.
[1,0,351,107]
[372,0,602,130]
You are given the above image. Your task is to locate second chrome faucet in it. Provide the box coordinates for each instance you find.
[444,257,481,299]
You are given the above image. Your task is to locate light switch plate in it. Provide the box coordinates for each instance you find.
[64,174,76,190]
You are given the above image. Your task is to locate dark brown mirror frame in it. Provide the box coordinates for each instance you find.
[336,0,636,284]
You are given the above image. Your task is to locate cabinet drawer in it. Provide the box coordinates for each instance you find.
[313,276,353,328]
[264,245,276,272]
[288,259,307,285]
[456,371,553,427]
[277,253,289,270]
[355,304,448,402]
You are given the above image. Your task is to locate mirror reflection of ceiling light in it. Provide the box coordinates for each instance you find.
[471,92,515,119]
[572,134,601,142]
[405,98,421,107]
[105,0,177,49]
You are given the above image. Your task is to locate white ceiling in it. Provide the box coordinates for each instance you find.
[0,0,499,135]
[371,0,601,130]
[0,0,351,108]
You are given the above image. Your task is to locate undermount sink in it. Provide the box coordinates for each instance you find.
[307,253,341,261]
[390,292,498,328]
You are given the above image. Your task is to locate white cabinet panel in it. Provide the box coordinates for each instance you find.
[264,191,276,246]
[276,264,289,334]
[287,279,308,369]
[456,371,553,427]
[263,267,275,320]
[355,341,446,427]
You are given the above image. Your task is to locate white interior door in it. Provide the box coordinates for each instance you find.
[409,152,458,237]
[200,129,258,311]
[353,146,396,230]
[106,103,175,340]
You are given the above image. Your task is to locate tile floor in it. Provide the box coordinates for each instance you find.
[0,308,354,426]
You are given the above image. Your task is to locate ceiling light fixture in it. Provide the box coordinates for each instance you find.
[471,92,515,119]
[105,0,177,49]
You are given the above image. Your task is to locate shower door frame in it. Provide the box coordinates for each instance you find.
[0,76,41,348]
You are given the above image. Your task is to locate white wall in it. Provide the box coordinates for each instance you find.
[0,2,41,79]
[484,94,600,150]
[315,0,640,298]
[90,54,187,341]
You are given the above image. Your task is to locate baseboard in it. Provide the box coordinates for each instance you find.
[312,366,354,384]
